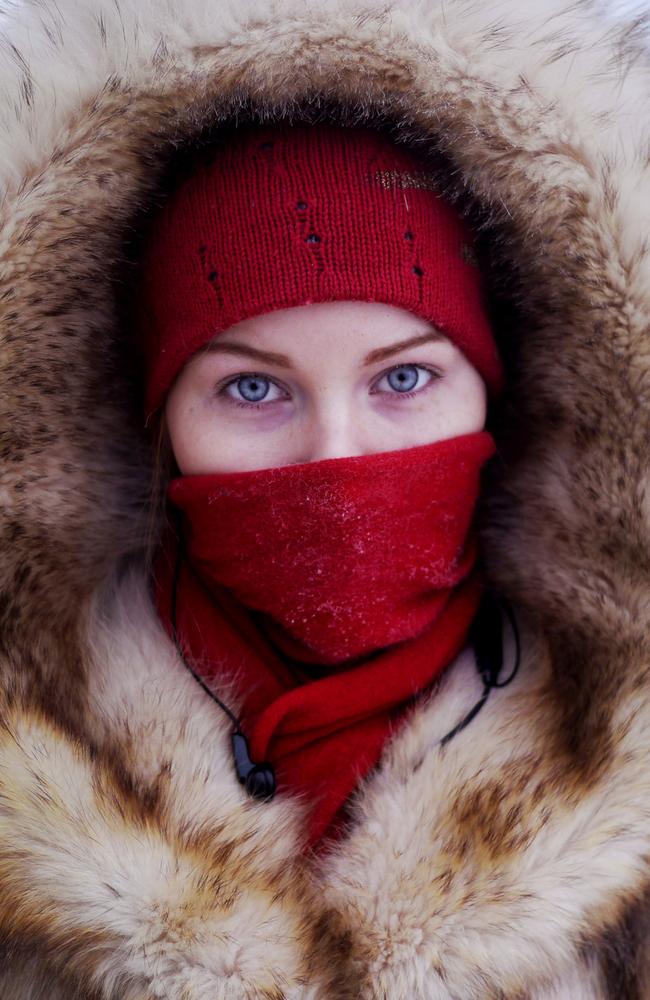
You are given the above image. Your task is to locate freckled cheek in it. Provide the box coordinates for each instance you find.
[370,391,441,422]
[229,399,297,430]
[190,401,297,451]
[454,379,487,427]
[446,399,486,436]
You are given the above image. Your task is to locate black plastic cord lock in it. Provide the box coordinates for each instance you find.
[231,732,276,801]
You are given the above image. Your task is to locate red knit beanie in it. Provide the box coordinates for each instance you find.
[136,123,504,416]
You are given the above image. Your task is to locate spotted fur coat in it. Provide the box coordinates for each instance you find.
[2,0,650,996]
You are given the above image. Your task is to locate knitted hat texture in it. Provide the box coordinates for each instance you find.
[136,124,504,415]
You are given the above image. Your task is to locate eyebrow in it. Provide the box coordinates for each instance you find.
[203,330,446,369]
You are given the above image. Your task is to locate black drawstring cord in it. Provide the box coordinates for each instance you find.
[440,588,521,747]
[439,690,491,748]
[169,524,276,801]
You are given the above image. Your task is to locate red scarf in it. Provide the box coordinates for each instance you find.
[154,432,496,847]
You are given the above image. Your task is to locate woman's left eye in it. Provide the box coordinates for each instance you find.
[373,364,437,396]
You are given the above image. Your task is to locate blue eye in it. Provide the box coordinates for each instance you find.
[235,375,270,402]
[219,364,437,409]
[386,365,419,392]
[375,364,436,396]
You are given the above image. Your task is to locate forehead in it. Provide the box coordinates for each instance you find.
[201,301,448,360]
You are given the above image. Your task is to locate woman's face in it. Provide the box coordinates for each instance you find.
[164,300,487,474]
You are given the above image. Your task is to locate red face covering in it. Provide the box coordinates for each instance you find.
[155,431,496,846]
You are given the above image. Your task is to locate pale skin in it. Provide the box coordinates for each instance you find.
[165,300,487,475]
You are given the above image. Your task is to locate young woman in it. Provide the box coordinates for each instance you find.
[138,123,506,849]
[1,1,650,998]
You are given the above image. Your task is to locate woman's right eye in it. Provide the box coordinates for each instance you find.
[220,374,287,406]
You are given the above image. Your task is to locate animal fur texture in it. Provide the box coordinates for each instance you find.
[2,0,650,996]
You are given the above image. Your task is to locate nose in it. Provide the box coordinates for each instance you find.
[306,403,366,463]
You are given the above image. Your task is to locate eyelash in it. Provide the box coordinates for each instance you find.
[217,363,441,410]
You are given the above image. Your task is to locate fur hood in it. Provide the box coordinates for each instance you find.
[2,0,650,997]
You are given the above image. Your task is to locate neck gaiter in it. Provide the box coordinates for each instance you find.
[155,430,496,846]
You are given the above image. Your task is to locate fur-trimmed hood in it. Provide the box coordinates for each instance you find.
[2,1,650,997]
